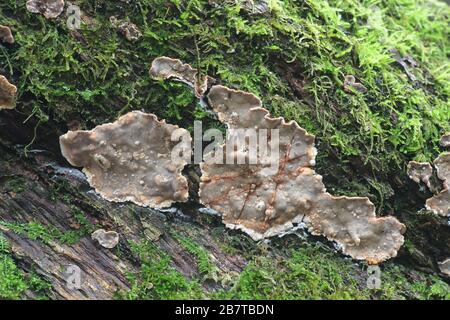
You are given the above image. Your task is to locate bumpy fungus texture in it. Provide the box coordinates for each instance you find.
[91,229,119,249]
[26,0,65,19]
[150,58,405,263]
[59,111,190,208]
[110,16,142,42]
[150,57,208,98]
[0,25,14,44]
[407,161,433,188]
[0,75,17,110]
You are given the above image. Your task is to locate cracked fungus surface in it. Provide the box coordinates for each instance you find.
[59,111,191,208]
[200,85,405,264]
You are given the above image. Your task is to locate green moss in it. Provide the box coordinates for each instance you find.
[171,231,221,281]
[376,264,450,300]
[0,233,51,300]
[117,240,205,300]
[3,177,26,194]
[0,209,94,245]
[213,243,369,300]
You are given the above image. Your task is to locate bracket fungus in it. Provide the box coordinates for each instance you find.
[0,25,14,44]
[91,229,119,249]
[425,153,450,216]
[407,161,433,188]
[26,0,65,19]
[150,57,208,98]
[151,57,405,264]
[0,75,17,110]
[409,137,450,217]
[59,111,191,208]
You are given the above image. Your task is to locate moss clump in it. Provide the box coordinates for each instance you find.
[0,233,51,299]
[0,209,95,245]
[171,231,221,281]
[213,244,369,300]
[210,240,450,300]
[117,240,205,300]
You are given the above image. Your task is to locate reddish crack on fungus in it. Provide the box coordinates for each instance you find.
[0,25,14,44]
[151,57,405,263]
[150,57,208,98]
[0,75,17,110]
[26,0,65,19]
[59,111,191,208]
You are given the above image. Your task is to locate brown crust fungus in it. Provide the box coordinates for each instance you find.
[150,57,208,98]
[0,25,14,44]
[59,111,191,208]
[199,84,405,263]
[149,57,405,263]
[26,0,65,19]
[0,75,17,110]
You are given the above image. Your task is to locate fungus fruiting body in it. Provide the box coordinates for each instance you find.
[0,25,14,44]
[26,0,65,19]
[407,161,433,188]
[151,57,405,264]
[59,111,191,208]
[150,57,208,98]
[91,229,120,249]
[425,152,450,216]
[0,75,17,110]
[409,138,450,217]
